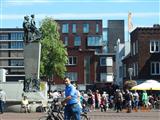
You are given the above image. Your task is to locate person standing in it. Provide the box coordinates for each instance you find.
[0,89,6,114]
[95,90,101,109]
[114,89,123,113]
[142,90,148,109]
[133,90,139,111]
[61,77,81,120]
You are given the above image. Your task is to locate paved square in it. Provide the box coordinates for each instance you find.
[0,110,159,120]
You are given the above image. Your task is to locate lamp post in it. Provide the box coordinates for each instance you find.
[128,68,133,80]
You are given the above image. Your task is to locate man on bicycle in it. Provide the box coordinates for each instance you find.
[61,77,81,120]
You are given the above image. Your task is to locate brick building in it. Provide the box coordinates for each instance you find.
[123,24,160,84]
[0,20,116,90]
[55,20,114,90]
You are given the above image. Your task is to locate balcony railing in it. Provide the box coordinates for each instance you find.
[0,66,24,68]
[0,57,24,59]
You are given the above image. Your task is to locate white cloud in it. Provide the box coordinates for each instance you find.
[1,12,159,20]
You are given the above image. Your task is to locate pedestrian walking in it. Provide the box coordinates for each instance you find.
[0,89,6,114]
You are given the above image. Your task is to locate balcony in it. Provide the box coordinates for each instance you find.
[0,57,24,59]
[0,66,24,68]
[0,48,23,51]
[6,74,25,77]
[0,40,23,42]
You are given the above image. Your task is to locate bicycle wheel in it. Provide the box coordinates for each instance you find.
[39,116,56,120]
[39,116,48,120]
[52,112,63,120]
[70,114,88,120]
[80,114,88,120]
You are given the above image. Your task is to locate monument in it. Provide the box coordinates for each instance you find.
[23,14,42,92]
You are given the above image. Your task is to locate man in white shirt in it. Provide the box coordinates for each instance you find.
[0,89,6,114]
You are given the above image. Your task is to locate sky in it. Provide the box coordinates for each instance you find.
[0,0,160,39]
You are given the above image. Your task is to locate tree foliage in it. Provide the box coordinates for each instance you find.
[40,17,68,79]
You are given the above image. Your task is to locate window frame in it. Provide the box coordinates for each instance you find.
[150,40,160,53]
[74,36,81,46]
[83,23,89,33]
[65,72,78,81]
[62,23,69,33]
[151,62,160,75]
[72,24,77,33]
[66,56,77,65]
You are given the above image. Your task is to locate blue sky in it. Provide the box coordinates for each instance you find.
[0,0,160,33]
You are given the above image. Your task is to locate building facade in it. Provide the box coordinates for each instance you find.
[0,20,118,90]
[107,20,124,53]
[123,25,160,84]
[55,20,114,90]
[0,28,24,82]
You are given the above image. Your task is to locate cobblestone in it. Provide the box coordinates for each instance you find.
[0,109,159,120]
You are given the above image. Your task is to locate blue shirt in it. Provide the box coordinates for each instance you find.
[65,84,78,105]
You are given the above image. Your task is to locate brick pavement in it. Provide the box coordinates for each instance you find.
[0,109,159,120]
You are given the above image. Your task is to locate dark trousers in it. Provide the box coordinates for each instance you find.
[115,101,122,112]
[95,99,99,109]
[0,100,5,113]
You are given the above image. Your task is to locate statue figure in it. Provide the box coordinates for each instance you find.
[30,14,41,42]
[23,14,41,44]
[30,14,36,35]
[23,16,30,44]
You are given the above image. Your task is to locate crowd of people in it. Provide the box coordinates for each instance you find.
[49,84,160,114]
[0,77,160,119]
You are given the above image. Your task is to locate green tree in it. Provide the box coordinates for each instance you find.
[40,17,68,79]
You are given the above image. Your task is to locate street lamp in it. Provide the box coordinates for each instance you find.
[128,68,133,80]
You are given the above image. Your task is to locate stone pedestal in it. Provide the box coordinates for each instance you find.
[24,42,41,80]
[24,42,41,91]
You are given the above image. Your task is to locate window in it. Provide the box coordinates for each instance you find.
[65,72,78,81]
[87,36,102,46]
[0,34,9,40]
[67,56,77,65]
[100,57,106,66]
[100,57,113,66]
[133,42,135,55]
[151,62,160,75]
[83,23,89,33]
[10,60,24,66]
[136,63,139,76]
[107,57,113,66]
[100,73,113,82]
[0,43,8,48]
[150,40,160,53]
[72,24,76,33]
[123,64,126,77]
[11,41,24,48]
[96,23,99,33]
[10,33,23,40]
[64,36,68,46]
[74,36,81,46]
[62,24,69,33]
[133,63,136,76]
[136,40,138,54]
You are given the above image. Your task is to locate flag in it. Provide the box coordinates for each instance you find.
[128,12,133,32]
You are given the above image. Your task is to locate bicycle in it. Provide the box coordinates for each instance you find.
[39,99,89,120]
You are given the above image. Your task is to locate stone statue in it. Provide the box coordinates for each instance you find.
[23,14,41,44]
[30,14,36,34]
[23,16,30,44]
